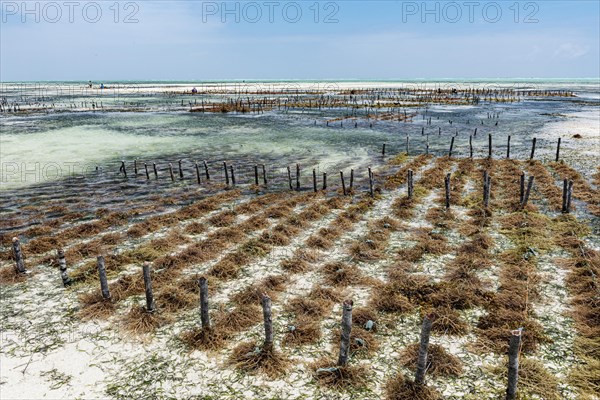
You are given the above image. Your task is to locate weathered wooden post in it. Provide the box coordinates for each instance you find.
[368,167,374,198]
[203,160,210,180]
[169,163,175,181]
[134,159,138,175]
[521,176,535,208]
[144,163,150,180]
[313,169,318,192]
[507,135,511,159]
[322,172,327,190]
[195,162,201,184]
[340,171,347,196]
[230,166,236,186]
[519,173,525,204]
[254,165,259,185]
[224,162,229,185]
[444,173,451,209]
[426,135,430,155]
[153,163,158,179]
[262,164,267,186]
[415,314,434,385]
[448,136,455,157]
[506,329,522,400]
[57,248,72,286]
[97,256,111,299]
[120,161,127,178]
[262,293,273,350]
[337,299,353,367]
[488,134,492,158]
[382,143,386,156]
[529,138,537,160]
[474,127,477,137]
[199,276,210,329]
[143,262,156,312]
[469,135,473,158]
[350,169,354,190]
[483,171,491,208]
[408,169,414,199]
[296,164,300,191]
[562,179,569,213]
[12,237,26,274]
[287,166,293,190]
[555,138,561,162]
[178,160,184,179]
[564,180,574,213]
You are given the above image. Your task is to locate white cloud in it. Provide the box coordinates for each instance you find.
[553,43,589,59]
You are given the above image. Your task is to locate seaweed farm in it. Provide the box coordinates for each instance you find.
[1,81,599,399]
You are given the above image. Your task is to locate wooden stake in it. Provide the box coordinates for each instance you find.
[382,143,386,156]
[262,164,267,186]
[469,135,473,158]
[199,276,210,329]
[262,293,273,349]
[519,173,525,204]
[134,159,138,175]
[57,248,72,286]
[169,163,175,181]
[120,161,127,178]
[337,299,353,367]
[195,162,201,184]
[521,176,534,208]
[322,172,327,190]
[506,329,522,400]
[203,160,210,180]
[507,135,511,159]
[178,160,184,179]
[143,262,155,312]
[565,180,573,213]
[340,171,347,196]
[415,314,434,385]
[449,136,455,157]
[12,237,25,274]
[287,166,293,190]
[313,169,317,192]
[555,137,561,162]
[483,171,491,208]
[97,256,111,299]
[144,163,150,180]
[230,166,235,186]
[562,178,568,213]
[444,173,451,209]
[350,169,354,189]
[296,164,300,190]
[530,138,537,160]
[224,162,229,185]
[153,163,158,179]
[408,169,414,199]
[254,165,259,185]
[368,167,374,197]
[488,134,492,158]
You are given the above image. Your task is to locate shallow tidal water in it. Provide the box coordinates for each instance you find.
[1,80,598,193]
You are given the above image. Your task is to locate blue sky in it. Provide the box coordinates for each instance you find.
[1,0,598,80]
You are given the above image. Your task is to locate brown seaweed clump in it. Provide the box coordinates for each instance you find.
[385,373,442,400]
[399,343,463,377]
[311,358,369,390]
[228,341,288,378]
